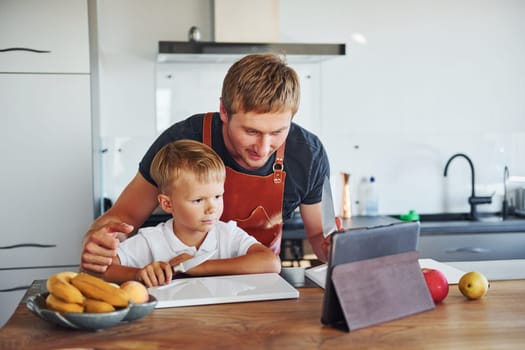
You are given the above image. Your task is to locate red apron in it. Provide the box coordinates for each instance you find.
[202,113,285,253]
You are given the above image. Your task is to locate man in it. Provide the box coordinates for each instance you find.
[82,53,332,273]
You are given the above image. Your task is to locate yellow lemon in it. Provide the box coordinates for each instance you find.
[458,271,489,300]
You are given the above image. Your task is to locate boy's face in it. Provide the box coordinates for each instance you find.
[158,172,224,236]
[220,104,292,171]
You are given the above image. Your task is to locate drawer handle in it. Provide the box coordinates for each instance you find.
[0,47,51,53]
[0,243,57,249]
[446,247,490,254]
[0,286,30,293]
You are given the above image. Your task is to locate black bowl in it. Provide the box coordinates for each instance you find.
[122,295,158,322]
[27,293,131,331]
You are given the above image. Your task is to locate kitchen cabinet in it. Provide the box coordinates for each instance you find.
[0,0,89,73]
[0,74,92,268]
[418,232,525,261]
[0,267,74,330]
[0,0,93,327]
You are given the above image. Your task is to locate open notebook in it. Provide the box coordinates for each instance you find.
[306,258,466,289]
[148,273,299,308]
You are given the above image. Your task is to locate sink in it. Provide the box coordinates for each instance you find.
[390,212,504,223]
[419,213,472,222]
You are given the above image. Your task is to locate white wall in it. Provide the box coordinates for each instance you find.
[95,0,212,200]
[281,0,525,215]
[96,0,525,216]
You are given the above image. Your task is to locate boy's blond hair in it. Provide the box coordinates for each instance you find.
[150,140,226,194]
[221,53,300,117]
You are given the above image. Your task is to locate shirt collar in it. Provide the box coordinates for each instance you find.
[198,226,218,252]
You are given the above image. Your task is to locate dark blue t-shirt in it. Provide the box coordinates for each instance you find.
[139,113,330,220]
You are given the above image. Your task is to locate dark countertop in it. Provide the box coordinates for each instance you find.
[144,211,525,240]
[282,213,402,240]
[283,212,525,240]
[397,212,525,235]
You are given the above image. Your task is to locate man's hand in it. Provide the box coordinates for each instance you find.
[313,217,344,262]
[81,223,134,273]
[335,216,344,232]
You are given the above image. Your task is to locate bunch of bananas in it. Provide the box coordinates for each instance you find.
[46,272,131,313]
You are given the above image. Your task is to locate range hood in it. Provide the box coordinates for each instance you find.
[157,41,346,63]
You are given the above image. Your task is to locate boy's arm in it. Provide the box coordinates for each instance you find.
[103,256,173,287]
[102,256,143,284]
[179,244,281,276]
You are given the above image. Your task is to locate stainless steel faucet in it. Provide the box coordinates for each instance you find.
[502,166,510,219]
[443,153,492,220]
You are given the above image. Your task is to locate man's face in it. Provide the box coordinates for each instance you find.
[220,108,292,171]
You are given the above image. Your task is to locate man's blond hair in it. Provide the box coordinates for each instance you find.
[150,140,226,194]
[221,53,300,117]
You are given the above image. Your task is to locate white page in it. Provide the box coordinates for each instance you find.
[418,259,466,284]
[306,259,467,289]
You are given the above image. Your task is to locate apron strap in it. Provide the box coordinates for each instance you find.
[273,144,285,184]
[202,112,214,147]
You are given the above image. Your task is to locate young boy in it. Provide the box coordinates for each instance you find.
[103,140,281,287]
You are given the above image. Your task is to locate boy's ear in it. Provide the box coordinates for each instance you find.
[158,194,172,212]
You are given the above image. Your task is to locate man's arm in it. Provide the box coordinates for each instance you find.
[300,202,331,263]
[81,172,160,273]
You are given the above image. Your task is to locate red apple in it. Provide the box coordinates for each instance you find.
[422,268,449,303]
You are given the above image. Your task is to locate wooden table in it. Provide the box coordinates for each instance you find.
[1,280,524,349]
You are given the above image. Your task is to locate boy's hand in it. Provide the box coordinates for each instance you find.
[168,253,194,273]
[137,261,172,288]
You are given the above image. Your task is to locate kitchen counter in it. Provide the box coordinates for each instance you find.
[1,279,524,349]
[415,215,525,234]
[148,212,525,239]
[283,213,525,239]
[282,213,525,262]
[282,213,401,240]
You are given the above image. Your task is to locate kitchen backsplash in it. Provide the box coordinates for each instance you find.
[326,131,525,217]
[101,129,525,217]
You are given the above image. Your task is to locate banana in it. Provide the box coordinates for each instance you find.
[71,272,130,308]
[46,272,85,304]
[84,298,116,313]
[46,293,84,314]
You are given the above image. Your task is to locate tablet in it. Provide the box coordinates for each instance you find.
[149,273,299,308]
[321,221,421,327]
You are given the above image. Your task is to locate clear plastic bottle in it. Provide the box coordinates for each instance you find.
[365,176,379,216]
[357,177,368,215]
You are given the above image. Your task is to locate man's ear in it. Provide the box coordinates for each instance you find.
[158,194,172,212]
[219,99,229,123]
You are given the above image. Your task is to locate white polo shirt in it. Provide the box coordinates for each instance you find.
[117,219,259,268]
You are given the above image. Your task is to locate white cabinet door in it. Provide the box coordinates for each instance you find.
[0,0,89,73]
[0,74,93,268]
